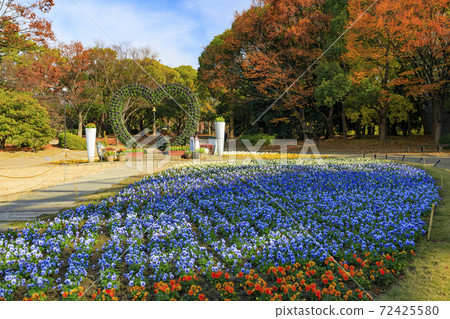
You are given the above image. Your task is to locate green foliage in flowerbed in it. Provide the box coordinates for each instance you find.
[170,145,190,151]
[215,116,225,122]
[239,133,275,147]
[127,148,147,154]
[58,132,86,150]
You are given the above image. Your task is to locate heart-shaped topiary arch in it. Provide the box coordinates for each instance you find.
[108,83,200,147]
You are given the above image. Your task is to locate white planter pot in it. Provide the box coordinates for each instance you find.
[215,122,225,139]
[215,122,225,156]
[216,139,224,156]
[85,128,97,163]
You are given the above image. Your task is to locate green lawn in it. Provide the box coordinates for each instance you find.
[379,165,450,301]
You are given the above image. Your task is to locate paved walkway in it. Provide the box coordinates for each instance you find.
[0,155,186,226]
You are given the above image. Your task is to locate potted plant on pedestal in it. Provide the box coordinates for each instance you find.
[103,148,116,162]
[193,148,206,160]
[117,149,127,162]
[85,123,97,162]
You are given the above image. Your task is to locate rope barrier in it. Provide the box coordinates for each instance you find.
[0,164,59,179]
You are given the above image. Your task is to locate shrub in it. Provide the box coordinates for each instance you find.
[0,89,54,150]
[215,116,225,122]
[58,132,86,150]
[239,133,275,147]
[439,133,450,147]
[170,145,190,151]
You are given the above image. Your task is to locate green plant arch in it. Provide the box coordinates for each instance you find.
[108,83,200,146]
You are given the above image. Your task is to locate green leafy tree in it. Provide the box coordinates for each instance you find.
[313,62,352,139]
[0,89,54,149]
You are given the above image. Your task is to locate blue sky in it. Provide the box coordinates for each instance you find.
[47,0,253,68]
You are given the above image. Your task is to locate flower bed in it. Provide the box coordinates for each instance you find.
[0,159,440,300]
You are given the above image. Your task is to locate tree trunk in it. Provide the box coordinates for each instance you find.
[432,99,442,143]
[78,112,83,137]
[341,103,347,140]
[229,115,235,139]
[379,107,387,142]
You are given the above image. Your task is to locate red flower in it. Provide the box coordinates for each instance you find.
[305,285,311,291]
[379,268,386,275]
[322,278,329,285]
[315,290,321,299]
[62,292,68,298]
[199,294,205,301]
[255,283,261,291]
[276,278,283,284]
[238,272,244,278]
[225,273,230,280]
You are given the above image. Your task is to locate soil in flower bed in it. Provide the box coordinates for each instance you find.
[0,159,440,300]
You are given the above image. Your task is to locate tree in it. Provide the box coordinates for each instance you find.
[199,0,331,139]
[0,0,54,62]
[313,62,351,139]
[0,88,54,149]
[58,41,97,137]
[346,0,449,141]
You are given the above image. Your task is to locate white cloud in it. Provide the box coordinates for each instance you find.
[46,0,253,68]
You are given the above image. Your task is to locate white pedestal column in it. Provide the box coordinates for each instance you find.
[85,128,97,163]
[215,121,225,156]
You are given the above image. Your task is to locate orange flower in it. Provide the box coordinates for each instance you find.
[238,271,244,278]
[225,273,230,280]
[305,285,311,291]
[344,264,349,270]
[315,290,321,299]
[227,286,235,294]
[62,292,68,298]
[379,269,386,275]
[199,294,205,301]
[357,258,362,263]
[255,283,261,291]
[188,290,193,296]
[358,293,363,299]
[276,278,283,284]
[322,278,329,285]
[247,290,253,295]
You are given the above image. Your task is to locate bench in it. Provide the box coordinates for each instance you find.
[406,144,450,153]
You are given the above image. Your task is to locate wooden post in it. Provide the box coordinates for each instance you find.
[427,203,436,241]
